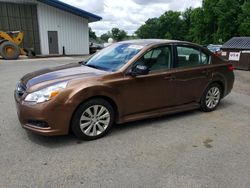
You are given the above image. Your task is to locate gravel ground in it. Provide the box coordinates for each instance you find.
[0,57,250,188]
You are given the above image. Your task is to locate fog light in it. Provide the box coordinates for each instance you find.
[27,120,49,128]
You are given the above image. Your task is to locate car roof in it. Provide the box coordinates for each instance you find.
[118,39,197,47]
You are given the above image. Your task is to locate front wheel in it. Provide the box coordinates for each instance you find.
[71,98,114,140]
[201,83,222,112]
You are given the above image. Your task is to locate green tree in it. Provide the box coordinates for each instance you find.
[157,11,186,40]
[188,7,206,44]
[89,27,97,40]
[182,7,194,41]
[135,0,249,44]
[100,28,127,42]
[239,0,248,5]
[238,1,250,36]
[202,0,219,44]
[215,0,241,43]
[100,32,111,42]
[135,18,159,38]
[136,11,186,40]
[111,28,127,41]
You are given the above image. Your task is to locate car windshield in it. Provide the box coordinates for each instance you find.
[84,43,143,72]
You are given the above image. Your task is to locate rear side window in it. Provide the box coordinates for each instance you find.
[177,46,210,68]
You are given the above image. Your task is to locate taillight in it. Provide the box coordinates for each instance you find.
[227,64,234,71]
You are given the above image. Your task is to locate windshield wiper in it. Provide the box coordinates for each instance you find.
[85,64,109,71]
[78,60,86,65]
[85,64,99,69]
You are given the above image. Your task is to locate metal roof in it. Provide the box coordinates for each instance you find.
[37,0,102,23]
[222,37,250,50]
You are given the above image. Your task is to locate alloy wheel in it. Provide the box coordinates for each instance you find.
[205,87,221,109]
[79,105,110,136]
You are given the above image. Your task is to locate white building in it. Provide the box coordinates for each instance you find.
[0,0,101,55]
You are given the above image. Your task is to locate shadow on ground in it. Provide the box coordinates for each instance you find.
[26,99,233,147]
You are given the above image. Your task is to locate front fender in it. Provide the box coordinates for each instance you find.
[64,83,121,119]
[71,85,119,103]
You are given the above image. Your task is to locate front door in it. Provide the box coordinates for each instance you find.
[48,31,59,54]
[119,45,176,116]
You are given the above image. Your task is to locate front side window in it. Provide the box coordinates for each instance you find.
[135,46,172,72]
[177,46,210,68]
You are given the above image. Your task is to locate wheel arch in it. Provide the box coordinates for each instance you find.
[67,84,120,112]
[199,74,226,103]
[212,80,225,97]
[83,95,119,121]
[200,80,225,112]
[68,94,120,134]
[210,72,228,98]
[69,95,118,139]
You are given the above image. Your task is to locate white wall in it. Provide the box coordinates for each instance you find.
[37,2,89,55]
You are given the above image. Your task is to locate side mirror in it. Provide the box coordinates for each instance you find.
[130,64,149,76]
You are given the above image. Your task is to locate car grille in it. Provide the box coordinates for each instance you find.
[16,82,27,97]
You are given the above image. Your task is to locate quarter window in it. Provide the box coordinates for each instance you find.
[177,46,210,67]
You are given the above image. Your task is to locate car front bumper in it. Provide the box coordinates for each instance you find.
[14,93,74,136]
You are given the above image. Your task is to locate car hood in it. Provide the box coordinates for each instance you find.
[21,63,107,88]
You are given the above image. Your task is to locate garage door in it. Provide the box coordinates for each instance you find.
[0,2,41,54]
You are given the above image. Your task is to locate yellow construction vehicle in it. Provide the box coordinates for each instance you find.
[0,31,28,60]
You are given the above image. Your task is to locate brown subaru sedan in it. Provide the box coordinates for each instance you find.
[14,40,234,140]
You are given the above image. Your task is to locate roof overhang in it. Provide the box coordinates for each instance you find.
[37,0,102,23]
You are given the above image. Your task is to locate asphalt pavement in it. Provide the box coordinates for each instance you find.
[0,57,250,188]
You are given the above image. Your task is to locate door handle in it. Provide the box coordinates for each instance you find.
[201,70,207,74]
[201,69,209,76]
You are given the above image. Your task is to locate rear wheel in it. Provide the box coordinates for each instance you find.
[71,98,114,140]
[201,83,222,112]
[0,41,20,60]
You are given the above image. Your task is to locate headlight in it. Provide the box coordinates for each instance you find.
[25,82,68,103]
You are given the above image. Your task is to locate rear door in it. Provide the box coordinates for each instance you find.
[173,45,212,105]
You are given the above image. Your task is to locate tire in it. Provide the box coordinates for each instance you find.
[200,83,222,112]
[0,41,20,60]
[71,98,115,140]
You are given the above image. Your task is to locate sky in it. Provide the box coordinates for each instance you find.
[61,0,202,36]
